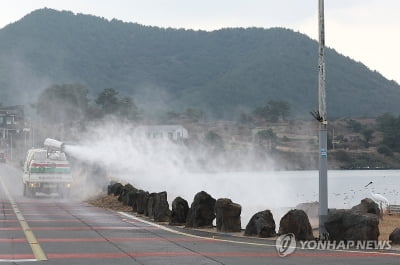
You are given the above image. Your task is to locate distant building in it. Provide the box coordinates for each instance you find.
[134,125,189,142]
[0,105,26,156]
[0,105,25,139]
[345,134,361,142]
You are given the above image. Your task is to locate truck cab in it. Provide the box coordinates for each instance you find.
[23,146,72,197]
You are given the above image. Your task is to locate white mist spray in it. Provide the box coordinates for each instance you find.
[64,121,309,226]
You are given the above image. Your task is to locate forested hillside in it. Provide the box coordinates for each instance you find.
[0,8,399,119]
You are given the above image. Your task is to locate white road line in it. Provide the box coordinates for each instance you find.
[118,211,400,257]
[0,259,37,263]
[0,176,47,261]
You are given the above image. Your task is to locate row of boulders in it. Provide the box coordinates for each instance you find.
[108,183,241,230]
[108,182,314,239]
[294,198,400,244]
[185,192,243,232]
[107,182,400,243]
[108,182,171,222]
[295,198,382,241]
[244,209,316,240]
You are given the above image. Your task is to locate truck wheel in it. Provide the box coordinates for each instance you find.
[24,184,32,198]
[24,184,35,198]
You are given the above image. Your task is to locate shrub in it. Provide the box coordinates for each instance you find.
[377,145,394,157]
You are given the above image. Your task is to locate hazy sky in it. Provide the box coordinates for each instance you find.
[1,0,399,83]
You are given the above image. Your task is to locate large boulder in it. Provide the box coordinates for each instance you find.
[278,209,314,241]
[130,190,140,212]
[145,193,157,217]
[153,191,171,222]
[325,209,379,241]
[107,181,117,195]
[244,210,276,238]
[296,202,319,220]
[118,184,136,204]
[351,198,380,216]
[186,191,216,228]
[215,198,241,232]
[170,197,189,225]
[389,228,400,244]
[126,189,137,208]
[110,183,123,196]
[136,190,149,214]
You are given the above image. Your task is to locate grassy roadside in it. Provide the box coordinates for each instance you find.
[86,193,132,212]
[380,215,400,241]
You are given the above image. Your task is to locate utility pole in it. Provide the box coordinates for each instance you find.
[32,126,35,148]
[10,132,13,161]
[318,0,329,240]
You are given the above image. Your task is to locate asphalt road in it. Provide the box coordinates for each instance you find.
[1,163,399,265]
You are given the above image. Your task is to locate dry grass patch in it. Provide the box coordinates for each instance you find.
[86,193,132,212]
[379,214,400,241]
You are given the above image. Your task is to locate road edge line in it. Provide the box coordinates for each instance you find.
[0,259,37,263]
[118,211,400,257]
[118,211,276,247]
[0,176,47,261]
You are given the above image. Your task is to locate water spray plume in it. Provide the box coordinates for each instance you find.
[61,121,399,226]
[62,121,299,225]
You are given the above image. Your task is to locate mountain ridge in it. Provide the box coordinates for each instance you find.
[0,8,399,119]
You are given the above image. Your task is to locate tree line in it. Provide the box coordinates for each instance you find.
[336,115,400,157]
[35,84,140,123]
[33,83,400,160]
